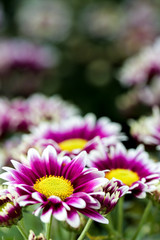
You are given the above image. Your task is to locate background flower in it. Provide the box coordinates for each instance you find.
[88,143,160,198]
[16,0,72,42]
[12,114,125,162]
[129,107,160,146]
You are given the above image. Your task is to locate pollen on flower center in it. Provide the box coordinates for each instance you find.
[33,175,74,200]
[105,168,140,186]
[59,138,87,152]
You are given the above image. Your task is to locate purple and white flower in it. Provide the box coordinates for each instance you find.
[0,93,79,138]
[27,93,80,124]
[88,143,160,198]
[0,38,57,72]
[0,146,109,228]
[95,179,129,214]
[116,0,159,56]
[0,186,22,227]
[10,93,80,132]
[118,38,160,108]
[18,114,125,160]
[119,38,160,87]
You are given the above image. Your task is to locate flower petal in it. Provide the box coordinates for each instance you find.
[41,208,52,223]
[66,197,86,209]
[66,209,80,228]
[53,205,67,221]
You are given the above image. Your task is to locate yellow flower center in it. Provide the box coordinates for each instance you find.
[33,175,74,200]
[59,138,87,152]
[105,168,139,186]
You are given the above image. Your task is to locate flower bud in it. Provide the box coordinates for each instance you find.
[0,186,22,227]
[28,230,47,240]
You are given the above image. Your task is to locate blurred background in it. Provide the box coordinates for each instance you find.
[0,0,160,132]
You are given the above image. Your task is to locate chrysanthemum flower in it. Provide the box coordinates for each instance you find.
[27,93,80,124]
[0,146,109,228]
[18,114,125,160]
[9,93,80,132]
[0,94,79,139]
[96,179,129,214]
[0,38,60,95]
[88,143,160,198]
[116,0,159,56]
[0,186,22,227]
[129,107,160,146]
[118,38,160,107]
[0,38,57,72]
[119,38,160,87]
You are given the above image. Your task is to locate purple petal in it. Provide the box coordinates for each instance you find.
[18,195,30,202]
[48,196,62,204]
[53,205,67,221]
[64,152,86,180]
[72,169,105,187]
[32,192,46,203]
[0,172,15,182]
[79,208,108,224]
[19,200,37,207]
[66,209,80,228]
[75,178,108,193]
[42,145,59,176]
[11,160,36,182]
[3,167,34,185]
[28,148,46,177]
[41,208,52,223]
[33,205,43,216]
[66,197,86,209]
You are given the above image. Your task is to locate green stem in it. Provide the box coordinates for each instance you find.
[46,215,53,240]
[57,220,64,240]
[70,231,77,240]
[77,218,93,240]
[16,221,28,240]
[118,197,124,235]
[131,200,152,240]
[104,213,119,236]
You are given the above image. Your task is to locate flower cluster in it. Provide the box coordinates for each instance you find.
[0,145,125,228]
[0,103,160,239]
[0,94,79,137]
[1,0,160,239]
